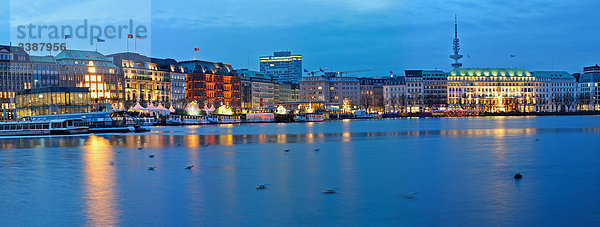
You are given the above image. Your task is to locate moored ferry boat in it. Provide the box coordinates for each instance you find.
[166,115,183,125]
[294,113,325,122]
[0,119,89,136]
[245,113,275,123]
[181,115,210,125]
[26,111,139,133]
[207,115,242,124]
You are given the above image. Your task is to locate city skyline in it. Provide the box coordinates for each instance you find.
[2,0,600,75]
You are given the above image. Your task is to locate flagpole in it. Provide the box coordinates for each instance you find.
[127,38,129,52]
[64,35,69,52]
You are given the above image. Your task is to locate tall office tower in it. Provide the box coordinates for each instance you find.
[259,51,302,84]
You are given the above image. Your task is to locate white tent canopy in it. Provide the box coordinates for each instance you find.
[128,102,146,112]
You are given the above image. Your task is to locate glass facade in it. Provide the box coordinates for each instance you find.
[16,87,91,118]
[259,51,302,84]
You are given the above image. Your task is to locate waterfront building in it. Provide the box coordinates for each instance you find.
[300,72,360,109]
[330,74,360,108]
[382,76,407,113]
[578,65,600,110]
[405,70,424,112]
[531,71,577,112]
[30,56,60,88]
[301,74,331,103]
[15,86,91,117]
[236,69,275,110]
[107,53,172,106]
[141,57,185,106]
[359,76,390,112]
[422,70,449,111]
[448,68,536,112]
[166,60,186,105]
[259,51,302,84]
[180,60,241,110]
[0,45,32,120]
[275,82,300,103]
[55,50,124,106]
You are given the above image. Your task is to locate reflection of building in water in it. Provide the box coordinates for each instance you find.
[15,86,91,118]
[83,136,118,226]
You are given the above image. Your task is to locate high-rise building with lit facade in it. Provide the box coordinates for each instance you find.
[259,51,302,84]
[107,53,172,106]
[0,45,32,120]
[30,56,60,88]
[55,50,123,105]
[180,60,241,110]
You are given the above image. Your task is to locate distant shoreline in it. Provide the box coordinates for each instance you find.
[379,111,600,119]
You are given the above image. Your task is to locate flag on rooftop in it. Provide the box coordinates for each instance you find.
[97,38,105,42]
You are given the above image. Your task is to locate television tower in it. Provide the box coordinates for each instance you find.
[450,14,463,69]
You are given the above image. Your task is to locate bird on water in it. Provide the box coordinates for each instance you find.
[321,188,339,194]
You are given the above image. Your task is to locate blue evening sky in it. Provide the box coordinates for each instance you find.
[1,0,600,75]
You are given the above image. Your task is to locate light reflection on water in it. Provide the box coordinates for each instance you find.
[83,136,118,226]
[1,116,600,225]
[1,127,598,149]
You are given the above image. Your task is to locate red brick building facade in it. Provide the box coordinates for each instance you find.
[180,60,241,110]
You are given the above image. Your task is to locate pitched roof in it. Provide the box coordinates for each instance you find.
[450,68,532,77]
[55,50,118,68]
[530,71,574,79]
[30,55,58,64]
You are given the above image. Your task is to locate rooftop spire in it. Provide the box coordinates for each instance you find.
[454,14,458,39]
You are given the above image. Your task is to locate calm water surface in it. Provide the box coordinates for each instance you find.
[2,116,600,226]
